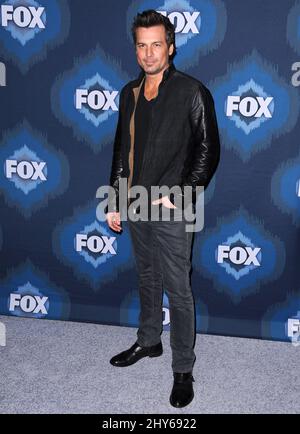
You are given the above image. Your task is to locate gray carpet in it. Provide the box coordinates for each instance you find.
[0,314,298,414]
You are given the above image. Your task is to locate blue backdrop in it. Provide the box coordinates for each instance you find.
[0,0,300,343]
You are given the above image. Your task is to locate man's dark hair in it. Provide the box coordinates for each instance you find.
[131,9,177,60]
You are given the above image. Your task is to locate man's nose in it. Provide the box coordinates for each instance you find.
[146,46,154,57]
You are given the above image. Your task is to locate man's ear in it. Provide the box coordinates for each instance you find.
[168,43,174,56]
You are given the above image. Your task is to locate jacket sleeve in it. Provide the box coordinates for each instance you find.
[171,85,220,207]
[105,88,124,213]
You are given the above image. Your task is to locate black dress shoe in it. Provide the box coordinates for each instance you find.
[110,341,163,367]
[169,372,195,408]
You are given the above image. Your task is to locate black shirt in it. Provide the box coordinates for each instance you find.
[131,79,154,188]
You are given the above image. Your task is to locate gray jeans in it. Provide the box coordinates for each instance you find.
[128,204,196,373]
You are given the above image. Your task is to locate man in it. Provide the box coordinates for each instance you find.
[106,10,220,408]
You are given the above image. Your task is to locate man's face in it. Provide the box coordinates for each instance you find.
[135,25,174,76]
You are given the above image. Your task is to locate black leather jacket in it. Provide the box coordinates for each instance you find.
[106,62,220,213]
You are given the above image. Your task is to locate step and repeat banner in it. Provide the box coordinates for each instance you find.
[0,0,299,343]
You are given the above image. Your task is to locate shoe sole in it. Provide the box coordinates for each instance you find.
[110,349,163,367]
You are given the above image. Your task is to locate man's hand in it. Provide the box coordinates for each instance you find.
[151,195,177,209]
[106,211,122,232]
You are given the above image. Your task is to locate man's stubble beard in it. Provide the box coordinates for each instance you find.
[142,60,170,76]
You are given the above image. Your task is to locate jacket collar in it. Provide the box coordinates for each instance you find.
[132,62,176,88]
